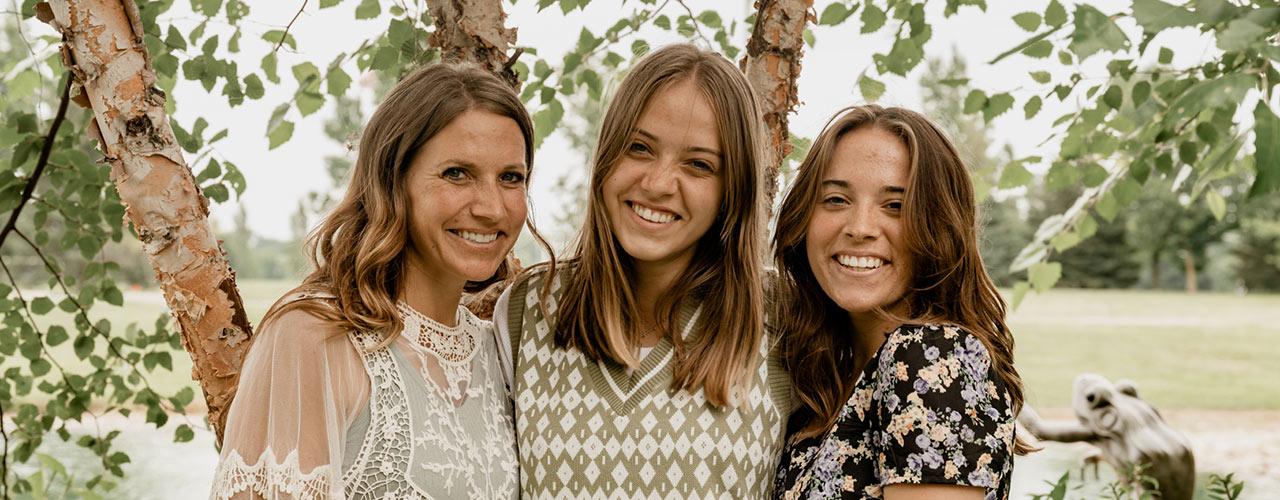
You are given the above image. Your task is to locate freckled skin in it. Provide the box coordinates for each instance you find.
[804,127,914,336]
[402,109,529,297]
[602,79,724,286]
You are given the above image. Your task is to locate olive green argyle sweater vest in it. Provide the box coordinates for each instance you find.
[504,266,792,499]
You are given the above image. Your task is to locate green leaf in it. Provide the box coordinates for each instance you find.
[1102,85,1123,110]
[46,325,68,347]
[532,99,564,148]
[654,15,670,30]
[261,30,296,50]
[31,297,54,314]
[1050,230,1081,252]
[1217,18,1266,52]
[166,26,188,52]
[1044,0,1067,27]
[819,3,847,25]
[998,161,1034,189]
[861,3,886,33]
[1249,101,1280,198]
[1095,192,1119,221]
[803,28,816,49]
[1028,261,1062,292]
[1132,0,1202,32]
[388,18,415,48]
[355,0,380,19]
[697,10,723,29]
[1195,122,1219,144]
[963,90,987,114]
[1022,39,1053,59]
[1029,71,1051,84]
[1009,281,1031,309]
[983,93,1014,122]
[320,0,342,7]
[1205,190,1227,221]
[268,120,295,150]
[1080,162,1109,187]
[327,68,352,97]
[1158,47,1173,64]
[1012,12,1041,31]
[243,74,264,99]
[73,335,93,360]
[631,40,650,57]
[261,53,279,84]
[1024,95,1043,119]
[1069,4,1130,59]
[102,286,124,307]
[174,424,195,443]
[858,74,886,101]
[1132,81,1151,106]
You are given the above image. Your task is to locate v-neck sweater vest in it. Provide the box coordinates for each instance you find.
[504,266,793,499]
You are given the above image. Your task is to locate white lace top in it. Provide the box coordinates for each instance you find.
[210,297,517,499]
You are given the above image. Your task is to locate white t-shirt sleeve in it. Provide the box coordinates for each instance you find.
[493,284,515,394]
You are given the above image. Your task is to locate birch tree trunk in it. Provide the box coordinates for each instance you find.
[45,0,252,443]
[741,0,812,204]
[427,0,521,90]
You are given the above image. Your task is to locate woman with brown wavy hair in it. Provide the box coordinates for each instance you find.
[494,43,791,497]
[211,62,548,499]
[771,105,1028,499]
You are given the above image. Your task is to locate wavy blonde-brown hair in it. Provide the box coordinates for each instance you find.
[774,105,1029,453]
[262,62,549,348]
[549,43,768,407]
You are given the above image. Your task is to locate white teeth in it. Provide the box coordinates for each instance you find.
[837,255,884,270]
[632,204,676,224]
[458,231,498,244]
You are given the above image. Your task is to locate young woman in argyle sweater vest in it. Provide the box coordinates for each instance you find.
[495,43,792,498]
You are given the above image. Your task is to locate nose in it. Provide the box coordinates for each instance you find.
[638,157,678,195]
[468,179,505,221]
[842,203,879,241]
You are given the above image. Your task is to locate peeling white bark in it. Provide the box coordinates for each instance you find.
[427,0,521,89]
[45,0,252,443]
[741,0,812,205]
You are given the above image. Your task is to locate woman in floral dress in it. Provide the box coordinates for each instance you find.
[771,105,1032,499]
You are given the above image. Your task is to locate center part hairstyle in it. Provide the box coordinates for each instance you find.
[774,105,1030,451]
[263,62,548,347]
[551,43,769,408]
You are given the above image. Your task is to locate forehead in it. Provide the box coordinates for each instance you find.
[421,109,527,163]
[633,79,720,149]
[822,126,909,187]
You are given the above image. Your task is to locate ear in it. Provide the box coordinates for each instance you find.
[1115,379,1140,398]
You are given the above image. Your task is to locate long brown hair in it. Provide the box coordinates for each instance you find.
[774,105,1029,453]
[550,43,768,407]
[263,63,550,347]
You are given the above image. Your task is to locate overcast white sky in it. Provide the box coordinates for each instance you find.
[24,0,1219,242]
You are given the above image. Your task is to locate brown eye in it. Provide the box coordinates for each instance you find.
[442,167,467,180]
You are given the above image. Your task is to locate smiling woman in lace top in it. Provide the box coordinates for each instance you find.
[210,63,548,499]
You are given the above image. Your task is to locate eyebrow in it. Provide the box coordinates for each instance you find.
[820,179,906,194]
[636,129,722,157]
[440,158,527,170]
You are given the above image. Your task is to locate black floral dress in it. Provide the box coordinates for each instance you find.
[773,324,1015,499]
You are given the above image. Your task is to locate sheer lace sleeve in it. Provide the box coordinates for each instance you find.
[211,306,370,500]
[492,284,515,393]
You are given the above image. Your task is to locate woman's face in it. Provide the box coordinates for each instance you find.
[403,109,528,290]
[805,126,913,323]
[602,79,724,276]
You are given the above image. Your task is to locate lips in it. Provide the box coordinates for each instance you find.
[628,201,679,224]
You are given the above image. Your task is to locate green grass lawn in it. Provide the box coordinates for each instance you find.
[15,282,1280,411]
[1009,288,1280,409]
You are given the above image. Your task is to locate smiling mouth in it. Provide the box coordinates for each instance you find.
[451,230,500,244]
[835,255,887,270]
[628,202,679,224]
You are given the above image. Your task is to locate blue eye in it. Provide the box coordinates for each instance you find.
[628,142,651,154]
[689,160,714,172]
[823,195,848,206]
[442,167,466,180]
[500,171,527,184]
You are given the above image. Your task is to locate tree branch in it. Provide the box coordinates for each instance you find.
[271,0,308,54]
[0,74,72,251]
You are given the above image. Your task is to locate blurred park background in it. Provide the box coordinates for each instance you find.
[3,0,1279,498]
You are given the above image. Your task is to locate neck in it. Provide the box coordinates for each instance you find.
[848,302,907,367]
[630,253,692,324]
[399,258,465,327]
